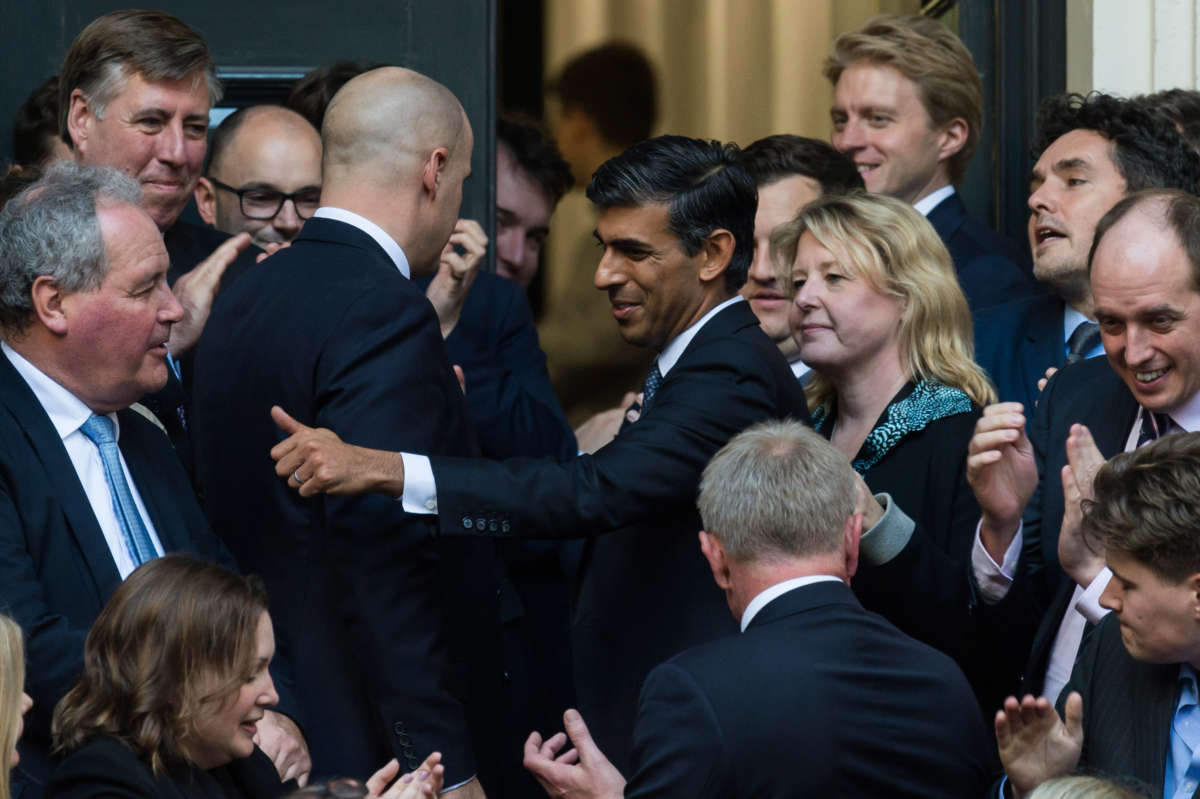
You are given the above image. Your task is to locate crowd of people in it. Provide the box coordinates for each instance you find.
[5,7,1200,799]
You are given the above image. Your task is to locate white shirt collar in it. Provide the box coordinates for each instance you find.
[1160,387,1200,433]
[2,341,118,441]
[912,185,956,217]
[790,359,810,379]
[656,296,744,377]
[740,575,844,632]
[313,207,411,278]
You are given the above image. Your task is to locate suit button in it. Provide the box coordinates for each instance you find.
[475,517,486,530]
[393,722,405,735]
[501,521,510,533]
[405,754,420,770]
[488,520,498,532]
[397,733,411,746]
[462,517,473,529]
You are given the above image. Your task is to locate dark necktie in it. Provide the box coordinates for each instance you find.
[1065,321,1101,365]
[641,361,664,413]
[1137,408,1174,448]
[79,414,158,566]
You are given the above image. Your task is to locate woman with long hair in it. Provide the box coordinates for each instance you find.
[1,615,32,799]
[48,556,440,799]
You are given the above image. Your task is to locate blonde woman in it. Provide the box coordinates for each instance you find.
[1,615,32,799]
[773,190,995,663]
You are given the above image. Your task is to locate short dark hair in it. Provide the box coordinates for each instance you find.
[549,43,656,148]
[59,10,220,148]
[285,61,381,132]
[1089,188,1200,292]
[1083,431,1200,583]
[739,134,864,195]
[1133,88,1200,152]
[12,75,60,167]
[497,112,573,205]
[1035,92,1200,196]
[587,135,755,292]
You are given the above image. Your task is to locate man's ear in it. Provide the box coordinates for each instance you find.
[421,147,450,200]
[194,177,218,226]
[30,275,70,336]
[935,117,969,164]
[698,530,733,591]
[1188,573,1200,620]
[65,88,94,156]
[698,229,735,285]
[842,511,863,581]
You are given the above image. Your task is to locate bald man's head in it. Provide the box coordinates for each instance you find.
[195,105,322,246]
[319,66,474,275]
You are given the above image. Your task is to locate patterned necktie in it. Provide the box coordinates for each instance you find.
[641,361,664,413]
[1137,408,1174,448]
[79,414,157,566]
[1065,321,1101,365]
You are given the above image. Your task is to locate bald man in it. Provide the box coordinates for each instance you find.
[190,68,490,798]
[194,105,323,248]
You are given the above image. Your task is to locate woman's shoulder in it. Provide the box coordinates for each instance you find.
[48,736,157,799]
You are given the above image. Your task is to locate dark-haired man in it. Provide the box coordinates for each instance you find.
[825,15,1033,310]
[995,431,1200,797]
[971,187,1200,720]
[269,135,811,772]
[194,105,322,249]
[737,134,863,377]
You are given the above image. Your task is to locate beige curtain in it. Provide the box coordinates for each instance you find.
[538,0,920,423]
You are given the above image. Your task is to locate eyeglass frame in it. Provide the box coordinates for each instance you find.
[206,177,322,220]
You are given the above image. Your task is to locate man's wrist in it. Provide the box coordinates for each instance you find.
[980,516,1021,562]
[372,451,406,498]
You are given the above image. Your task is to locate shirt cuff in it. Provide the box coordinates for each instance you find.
[399,453,437,514]
[972,520,1022,603]
[441,776,476,794]
[1073,566,1113,625]
[858,492,915,566]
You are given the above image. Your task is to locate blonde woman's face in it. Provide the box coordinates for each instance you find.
[12,692,31,767]
[789,232,904,375]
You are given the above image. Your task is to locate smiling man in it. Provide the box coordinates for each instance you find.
[824,14,1032,310]
[267,135,811,774]
[994,431,1200,798]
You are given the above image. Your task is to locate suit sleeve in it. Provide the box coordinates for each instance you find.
[623,663,729,798]
[444,274,577,461]
[431,337,792,539]
[311,288,478,784]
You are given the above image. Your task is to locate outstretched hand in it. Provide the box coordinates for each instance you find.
[523,709,625,799]
[269,406,406,498]
[366,753,444,798]
[996,692,1084,799]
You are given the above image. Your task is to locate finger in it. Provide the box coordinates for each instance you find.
[554,747,579,765]
[271,405,307,436]
[1061,464,1081,505]
[367,758,401,796]
[523,730,544,757]
[967,428,1023,455]
[539,731,568,759]
[439,251,468,279]
[981,401,1026,417]
[1063,691,1084,739]
[621,391,638,407]
[965,449,1004,474]
[192,232,252,282]
[561,709,601,761]
[281,761,301,784]
[273,448,306,480]
[297,771,309,788]
[446,229,487,258]
[452,365,466,394]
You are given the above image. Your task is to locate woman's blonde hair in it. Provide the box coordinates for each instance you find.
[0,616,25,799]
[1029,775,1149,799]
[771,191,995,412]
[52,556,268,775]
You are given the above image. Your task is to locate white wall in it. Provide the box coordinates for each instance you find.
[1069,0,1199,95]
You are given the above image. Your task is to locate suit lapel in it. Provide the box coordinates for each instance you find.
[117,411,184,553]
[1020,295,1066,401]
[925,193,966,243]
[0,353,121,599]
[1140,661,1179,790]
[1088,368,1139,457]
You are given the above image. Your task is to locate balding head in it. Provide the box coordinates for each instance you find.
[318,66,474,275]
[196,105,322,247]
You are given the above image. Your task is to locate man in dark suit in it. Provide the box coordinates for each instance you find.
[975,93,1200,412]
[522,420,990,798]
[270,135,811,772]
[969,188,1200,719]
[824,14,1033,311]
[995,432,1200,798]
[0,163,305,797]
[192,67,490,799]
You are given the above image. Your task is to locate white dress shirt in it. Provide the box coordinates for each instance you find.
[3,342,164,579]
[740,575,843,631]
[313,207,411,278]
[912,185,956,217]
[972,387,1200,701]
[400,296,747,514]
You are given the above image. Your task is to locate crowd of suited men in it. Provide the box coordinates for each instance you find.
[6,7,1200,799]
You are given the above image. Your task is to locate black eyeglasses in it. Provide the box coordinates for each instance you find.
[207,178,321,220]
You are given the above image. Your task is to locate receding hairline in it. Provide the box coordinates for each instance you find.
[210,105,322,177]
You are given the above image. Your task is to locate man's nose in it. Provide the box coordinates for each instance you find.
[747,242,777,285]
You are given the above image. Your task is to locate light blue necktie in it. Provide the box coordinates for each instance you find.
[79,414,157,566]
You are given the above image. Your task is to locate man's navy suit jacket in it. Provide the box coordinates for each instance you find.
[429,299,811,772]
[191,217,494,786]
[974,292,1065,411]
[0,352,233,796]
[624,581,992,798]
[927,192,1036,311]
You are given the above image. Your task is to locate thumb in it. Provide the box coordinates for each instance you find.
[620,391,638,407]
[453,365,466,395]
[1063,691,1084,741]
[562,709,601,761]
[270,405,307,434]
